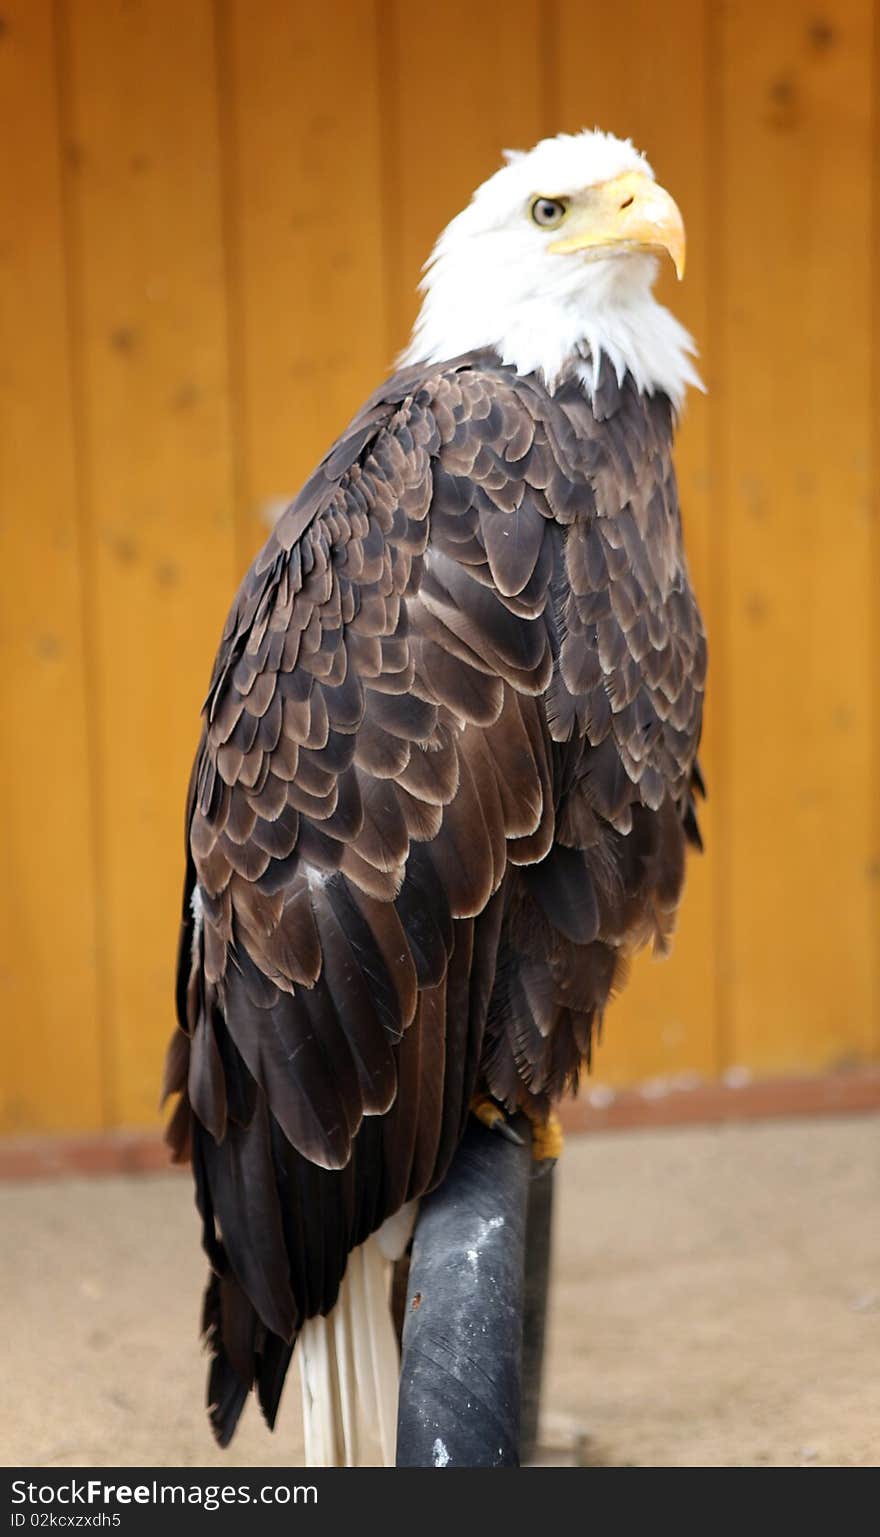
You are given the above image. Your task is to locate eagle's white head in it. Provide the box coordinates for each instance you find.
[402,129,701,410]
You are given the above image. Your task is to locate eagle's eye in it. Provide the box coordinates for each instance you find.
[530,196,567,229]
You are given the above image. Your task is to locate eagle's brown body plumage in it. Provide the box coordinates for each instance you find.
[165,350,706,1444]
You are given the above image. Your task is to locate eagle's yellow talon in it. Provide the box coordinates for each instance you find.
[470,1094,525,1145]
[530,1111,564,1165]
[471,1092,502,1131]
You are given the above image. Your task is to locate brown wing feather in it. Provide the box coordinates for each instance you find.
[165,351,706,1444]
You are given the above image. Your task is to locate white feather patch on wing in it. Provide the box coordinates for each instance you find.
[189,884,204,967]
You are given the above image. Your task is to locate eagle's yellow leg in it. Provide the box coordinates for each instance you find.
[529,1110,564,1164]
[469,1095,564,1164]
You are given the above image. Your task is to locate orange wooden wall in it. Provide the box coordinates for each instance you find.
[1,0,877,1136]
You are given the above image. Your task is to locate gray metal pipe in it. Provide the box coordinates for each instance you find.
[396,1115,532,1468]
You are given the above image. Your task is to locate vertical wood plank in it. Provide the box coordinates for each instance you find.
[220,0,390,565]
[0,0,102,1132]
[720,0,875,1072]
[60,0,239,1125]
[385,0,545,355]
[874,0,880,1062]
[555,0,718,1086]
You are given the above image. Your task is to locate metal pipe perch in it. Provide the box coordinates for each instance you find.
[395,1114,533,1468]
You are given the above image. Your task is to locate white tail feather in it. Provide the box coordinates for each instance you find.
[298,1232,402,1467]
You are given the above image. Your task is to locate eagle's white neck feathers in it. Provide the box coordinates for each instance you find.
[400,131,701,410]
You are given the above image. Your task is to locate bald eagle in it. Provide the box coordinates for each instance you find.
[164,130,706,1464]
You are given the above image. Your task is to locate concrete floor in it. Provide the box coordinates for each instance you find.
[1,1115,878,1468]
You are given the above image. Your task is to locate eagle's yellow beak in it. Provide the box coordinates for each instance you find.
[548,171,686,281]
